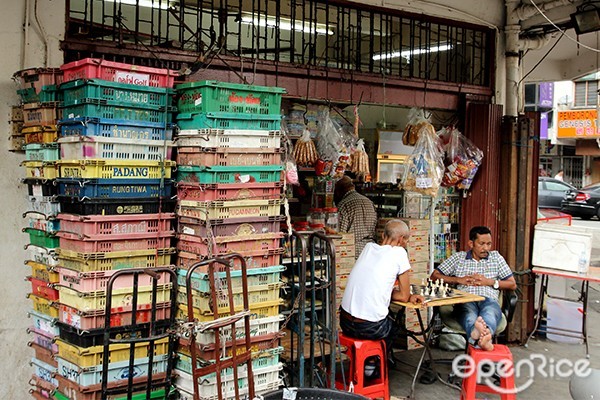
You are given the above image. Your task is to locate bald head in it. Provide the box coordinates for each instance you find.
[384,219,410,241]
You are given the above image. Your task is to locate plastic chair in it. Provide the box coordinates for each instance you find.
[460,344,516,400]
[335,333,390,400]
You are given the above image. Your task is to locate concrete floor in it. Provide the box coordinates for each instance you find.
[388,281,600,400]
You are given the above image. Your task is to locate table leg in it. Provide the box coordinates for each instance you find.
[408,309,431,399]
[525,274,547,347]
[582,280,589,358]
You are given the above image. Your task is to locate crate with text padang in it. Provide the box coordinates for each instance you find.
[177,249,283,271]
[57,212,175,238]
[56,178,174,199]
[56,248,175,272]
[177,181,282,202]
[176,146,282,167]
[58,302,172,331]
[176,164,283,185]
[59,117,173,141]
[57,159,175,180]
[176,80,285,115]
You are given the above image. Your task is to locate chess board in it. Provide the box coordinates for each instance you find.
[410,282,459,303]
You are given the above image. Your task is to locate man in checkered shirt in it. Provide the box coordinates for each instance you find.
[334,176,377,257]
[431,226,517,351]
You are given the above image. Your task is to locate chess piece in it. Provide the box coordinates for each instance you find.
[445,283,449,293]
[420,288,424,296]
[421,278,426,286]
[435,279,440,288]
[424,287,430,297]
[440,278,444,287]
[442,289,447,298]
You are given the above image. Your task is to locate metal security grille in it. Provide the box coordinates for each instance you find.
[66,0,492,87]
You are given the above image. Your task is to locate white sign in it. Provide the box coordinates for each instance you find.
[114,71,151,86]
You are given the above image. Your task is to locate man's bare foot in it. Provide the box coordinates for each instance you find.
[478,328,494,351]
[471,316,487,341]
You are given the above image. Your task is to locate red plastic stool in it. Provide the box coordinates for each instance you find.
[461,344,516,400]
[335,333,390,400]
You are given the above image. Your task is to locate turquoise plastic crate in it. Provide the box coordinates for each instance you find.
[176,112,281,131]
[175,346,283,376]
[61,79,174,108]
[17,85,62,103]
[176,165,283,184]
[62,100,175,124]
[177,265,284,293]
[176,80,285,115]
[24,143,60,161]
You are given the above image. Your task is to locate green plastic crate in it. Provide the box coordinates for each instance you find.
[53,388,168,400]
[24,143,60,161]
[176,80,285,115]
[62,100,175,124]
[176,112,281,131]
[23,227,59,248]
[177,165,283,184]
[61,79,174,108]
[17,84,61,103]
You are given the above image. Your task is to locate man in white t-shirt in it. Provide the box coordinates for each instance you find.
[340,219,424,348]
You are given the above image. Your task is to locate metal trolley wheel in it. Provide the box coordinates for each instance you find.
[259,388,369,400]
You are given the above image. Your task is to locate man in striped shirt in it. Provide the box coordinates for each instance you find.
[334,176,378,257]
[431,226,517,351]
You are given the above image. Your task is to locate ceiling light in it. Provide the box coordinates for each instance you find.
[372,44,452,61]
[240,13,334,36]
[571,7,600,35]
[104,0,172,10]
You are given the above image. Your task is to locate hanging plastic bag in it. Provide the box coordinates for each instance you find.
[403,108,435,146]
[292,129,318,167]
[350,138,370,178]
[316,112,354,178]
[441,128,484,190]
[401,127,444,197]
[281,120,299,185]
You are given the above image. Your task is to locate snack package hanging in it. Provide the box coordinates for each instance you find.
[441,128,484,190]
[403,108,436,146]
[401,127,444,197]
[293,129,319,167]
[316,112,354,178]
[350,138,370,179]
[282,120,299,185]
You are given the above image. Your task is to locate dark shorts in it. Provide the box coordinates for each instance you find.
[339,309,394,346]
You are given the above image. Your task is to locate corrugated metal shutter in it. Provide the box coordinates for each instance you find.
[574,82,587,106]
[586,81,598,106]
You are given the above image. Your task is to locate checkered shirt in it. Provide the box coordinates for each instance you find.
[436,250,513,301]
[338,190,378,257]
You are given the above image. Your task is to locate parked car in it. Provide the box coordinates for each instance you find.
[538,177,576,209]
[561,182,600,220]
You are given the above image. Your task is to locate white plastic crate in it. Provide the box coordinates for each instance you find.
[177,129,281,149]
[26,245,59,267]
[59,136,174,161]
[194,315,283,346]
[174,363,282,400]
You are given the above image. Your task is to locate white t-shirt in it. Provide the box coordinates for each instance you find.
[341,242,411,322]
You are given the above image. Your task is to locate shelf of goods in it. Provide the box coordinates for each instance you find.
[172,80,286,399]
[18,59,179,400]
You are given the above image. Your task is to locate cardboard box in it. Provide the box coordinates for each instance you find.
[11,105,23,122]
[9,135,25,152]
[400,218,431,230]
[335,244,355,258]
[10,121,23,136]
[407,337,423,350]
[331,233,355,247]
[410,261,429,273]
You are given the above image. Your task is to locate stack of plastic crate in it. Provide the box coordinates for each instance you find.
[45,59,178,399]
[14,67,64,399]
[172,80,287,399]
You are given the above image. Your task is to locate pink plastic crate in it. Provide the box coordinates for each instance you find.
[61,58,178,88]
[28,277,59,301]
[179,215,284,238]
[176,233,283,256]
[176,182,282,202]
[57,213,175,237]
[13,67,63,92]
[176,147,282,167]
[57,232,173,253]
[177,248,283,271]
[56,267,171,293]
[27,326,59,353]
[59,302,172,330]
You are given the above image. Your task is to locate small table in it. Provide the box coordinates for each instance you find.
[391,288,484,399]
[526,266,600,358]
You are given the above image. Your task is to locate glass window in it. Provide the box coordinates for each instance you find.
[545,181,571,191]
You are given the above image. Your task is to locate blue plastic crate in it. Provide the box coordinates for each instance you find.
[56,178,174,199]
[176,112,281,131]
[59,117,173,140]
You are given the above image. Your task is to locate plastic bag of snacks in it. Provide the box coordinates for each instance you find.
[403,108,435,146]
[441,127,483,190]
[316,113,353,178]
[293,129,319,167]
[282,120,299,185]
[401,127,444,197]
[350,138,370,179]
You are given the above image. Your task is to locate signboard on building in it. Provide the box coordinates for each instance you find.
[557,109,600,138]
[538,82,554,108]
[540,112,549,140]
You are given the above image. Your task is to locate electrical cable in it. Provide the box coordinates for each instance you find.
[520,32,565,83]
[528,0,600,53]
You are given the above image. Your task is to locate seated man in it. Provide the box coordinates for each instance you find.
[340,219,423,349]
[430,226,517,351]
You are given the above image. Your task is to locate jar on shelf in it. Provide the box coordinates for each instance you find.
[309,223,326,233]
[324,207,339,233]
[310,208,326,226]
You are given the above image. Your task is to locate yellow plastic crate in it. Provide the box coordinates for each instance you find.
[58,284,173,312]
[57,159,175,179]
[23,125,58,144]
[29,293,59,318]
[177,282,282,314]
[177,199,281,220]
[22,161,59,179]
[56,336,170,368]
[27,260,59,283]
[176,299,282,322]
[56,248,175,272]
